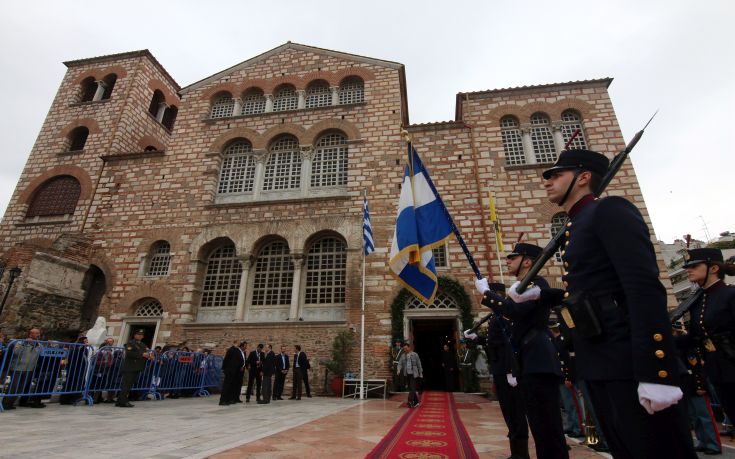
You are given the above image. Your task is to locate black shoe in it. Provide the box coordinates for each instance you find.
[235,399,243,403]
[2,405,16,410]
[703,450,722,456]
[116,402,134,408]
[306,394,312,398]
[288,397,296,400]
[219,402,230,406]
[29,403,46,408]
[257,400,266,404]
[589,443,609,453]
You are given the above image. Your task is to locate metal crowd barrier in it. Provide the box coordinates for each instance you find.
[0,341,223,413]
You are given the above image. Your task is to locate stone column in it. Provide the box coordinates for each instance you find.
[520,124,537,165]
[234,255,253,321]
[299,145,313,197]
[155,102,168,123]
[551,121,565,153]
[330,87,339,106]
[289,253,305,320]
[297,90,306,109]
[252,149,268,199]
[233,97,243,117]
[264,94,274,113]
[93,81,107,101]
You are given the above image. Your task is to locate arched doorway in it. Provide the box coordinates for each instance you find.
[80,265,106,331]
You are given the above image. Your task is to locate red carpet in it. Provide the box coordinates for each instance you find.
[366,391,479,459]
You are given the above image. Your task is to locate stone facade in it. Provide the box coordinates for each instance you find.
[0,43,674,392]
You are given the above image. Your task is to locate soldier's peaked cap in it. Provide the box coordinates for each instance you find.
[507,243,543,260]
[134,329,145,334]
[542,149,609,180]
[683,248,724,268]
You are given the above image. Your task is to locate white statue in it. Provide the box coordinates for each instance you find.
[85,316,108,348]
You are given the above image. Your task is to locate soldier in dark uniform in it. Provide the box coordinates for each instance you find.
[681,248,735,431]
[465,283,530,459]
[117,329,150,408]
[529,149,696,458]
[391,339,405,392]
[457,339,478,393]
[475,243,568,459]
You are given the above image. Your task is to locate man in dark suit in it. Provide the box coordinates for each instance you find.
[533,149,696,458]
[117,329,150,408]
[273,345,290,400]
[219,340,246,406]
[245,343,264,403]
[290,344,310,399]
[259,344,277,404]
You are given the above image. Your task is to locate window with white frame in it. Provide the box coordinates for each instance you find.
[338,77,364,104]
[305,81,331,108]
[218,140,257,194]
[135,298,164,317]
[561,110,588,150]
[407,291,458,309]
[551,213,568,262]
[200,244,242,308]
[146,241,171,276]
[273,85,298,112]
[210,93,235,118]
[242,88,266,115]
[251,240,294,306]
[500,116,525,166]
[311,133,347,188]
[263,136,301,191]
[530,113,557,164]
[304,237,346,305]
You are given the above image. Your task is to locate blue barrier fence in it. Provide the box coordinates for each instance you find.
[0,341,222,412]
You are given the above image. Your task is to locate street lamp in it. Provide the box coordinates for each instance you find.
[0,266,22,319]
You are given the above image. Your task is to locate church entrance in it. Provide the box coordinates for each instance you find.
[411,318,458,391]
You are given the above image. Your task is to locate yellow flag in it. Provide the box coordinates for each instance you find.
[488,191,504,252]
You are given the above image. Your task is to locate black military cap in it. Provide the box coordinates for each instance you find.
[683,248,724,268]
[507,243,543,260]
[133,329,145,335]
[542,149,609,180]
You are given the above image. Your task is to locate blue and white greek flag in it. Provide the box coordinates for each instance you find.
[363,196,375,256]
[389,145,453,303]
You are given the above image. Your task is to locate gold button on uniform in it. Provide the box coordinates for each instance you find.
[565,231,570,237]
[561,250,566,256]
[566,222,572,227]
[563,281,568,287]
[655,350,665,359]
[564,262,569,268]
[658,370,668,378]
[564,292,570,299]
[653,333,663,342]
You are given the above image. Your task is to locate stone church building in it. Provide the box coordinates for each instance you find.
[0,42,672,390]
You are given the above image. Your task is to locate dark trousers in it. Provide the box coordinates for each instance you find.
[407,374,420,406]
[2,371,33,407]
[444,368,455,392]
[261,375,273,403]
[520,374,569,459]
[292,367,303,398]
[302,368,311,396]
[220,370,242,404]
[274,371,287,398]
[714,382,735,427]
[586,380,697,459]
[494,374,529,441]
[246,369,262,401]
[118,371,140,405]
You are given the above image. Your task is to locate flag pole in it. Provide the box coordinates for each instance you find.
[360,189,367,400]
[488,191,505,284]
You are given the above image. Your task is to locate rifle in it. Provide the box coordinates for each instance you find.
[515,111,658,294]
[669,288,704,323]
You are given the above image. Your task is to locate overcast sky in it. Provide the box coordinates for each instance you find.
[1,0,732,243]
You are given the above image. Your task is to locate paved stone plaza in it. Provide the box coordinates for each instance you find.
[1,394,733,458]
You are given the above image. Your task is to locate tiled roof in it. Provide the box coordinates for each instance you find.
[458,78,613,97]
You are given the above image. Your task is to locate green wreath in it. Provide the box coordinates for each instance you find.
[389,276,474,342]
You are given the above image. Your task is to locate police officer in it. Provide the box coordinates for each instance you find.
[465,283,530,459]
[474,243,568,459]
[681,248,735,430]
[117,329,150,408]
[457,339,478,393]
[527,149,696,458]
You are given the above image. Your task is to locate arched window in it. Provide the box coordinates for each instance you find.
[200,243,242,308]
[144,145,159,152]
[311,133,348,188]
[251,240,294,306]
[561,110,588,150]
[218,139,256,194]
[26,175,81,218]
[101,74,116,100]
[242,88,266,115]
[500,116,525,166]
[304,237,346,305]
[530,113,556,164]
[162,105,178,130]
[407,291,458,309]
[148,90,165,117]
[146,241,171,276]
[264,136,301,191]
[80,77,97,102]
[68,126,89,151]
[134,298,163,317]
[305,80,331,108]
[550,212,568,262]
[273,85,298,112]
[339,77,364,104]
[210,92,235,118]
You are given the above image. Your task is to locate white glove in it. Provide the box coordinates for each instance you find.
[508,281,541,303]
[506,373,518,387]
[637,382,683,415]
[463,329,478,340]
[475,278,489,295]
